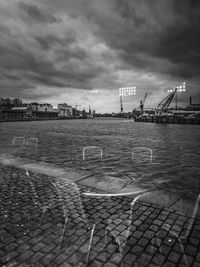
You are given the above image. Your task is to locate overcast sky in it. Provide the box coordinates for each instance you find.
[0,0,200,112]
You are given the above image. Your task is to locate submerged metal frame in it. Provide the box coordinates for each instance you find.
[132,147,153,164]
[83,146,103,161]
[12,136,25,146]
[25,137,38,149]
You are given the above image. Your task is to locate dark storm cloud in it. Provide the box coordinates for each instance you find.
[0,0,200,107]
[35,34,87,62]
[18,2,61,24]
[154,1,200,78]
[0,0,104,99]
[35,34,75,50]
[0,37,100,89]
[87,0,200,79]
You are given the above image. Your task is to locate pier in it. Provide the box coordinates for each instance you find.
[135,116,200,125]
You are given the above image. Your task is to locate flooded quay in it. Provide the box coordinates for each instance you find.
[0,118,200,266]
[1,118,200,197]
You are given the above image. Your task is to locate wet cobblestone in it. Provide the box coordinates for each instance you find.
[0,165,200,266]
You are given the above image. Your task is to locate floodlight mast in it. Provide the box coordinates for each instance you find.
[120,96,123,113]
[119,87,136,114]
[167,82,186,110]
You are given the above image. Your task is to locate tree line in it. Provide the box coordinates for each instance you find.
[0,98,23,107]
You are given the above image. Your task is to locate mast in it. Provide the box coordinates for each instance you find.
[120,96,123,113]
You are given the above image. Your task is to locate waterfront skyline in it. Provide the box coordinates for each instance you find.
[0,0,200,112]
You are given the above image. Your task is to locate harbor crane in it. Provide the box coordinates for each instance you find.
[139,92,148,112]
[156,88,177,113]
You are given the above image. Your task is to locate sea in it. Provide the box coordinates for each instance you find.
[0,118,200,202]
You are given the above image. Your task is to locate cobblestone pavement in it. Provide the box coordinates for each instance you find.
[0,164,200,267]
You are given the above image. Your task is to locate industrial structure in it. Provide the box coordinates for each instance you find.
[139,92,148,113]
[119,86,136,117]
[135,84,200,124]
[156,89,177,115]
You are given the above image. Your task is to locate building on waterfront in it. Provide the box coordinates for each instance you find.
[1,107,32,120]
[24,102,54,112]
[58,103,73,117]
[32,110,58,120]
[38,103,54,112]
[0,99,58,121]
[72,107,80,117]
[0,106,58,121]
[23,102,39,111]
[24,103,58,120]
[28,103,58,119]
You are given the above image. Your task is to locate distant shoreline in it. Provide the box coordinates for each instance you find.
[0,117,76,123]
[136,116,200,125]
[0,116,130,123]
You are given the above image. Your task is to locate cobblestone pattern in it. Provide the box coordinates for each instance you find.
[0,165,200,267]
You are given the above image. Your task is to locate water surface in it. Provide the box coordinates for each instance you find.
[0,118,200,202]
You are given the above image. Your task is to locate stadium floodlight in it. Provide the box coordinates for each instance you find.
[167,82,186,93]
[167,82,186,109]
[119,86,136,96]
[176,82,186,92]
[119,86,136,113]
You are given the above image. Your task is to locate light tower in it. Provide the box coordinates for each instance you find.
[119,86,136,114]
[167,82,186,109]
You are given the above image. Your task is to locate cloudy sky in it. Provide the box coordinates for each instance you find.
[0,0,200,112]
